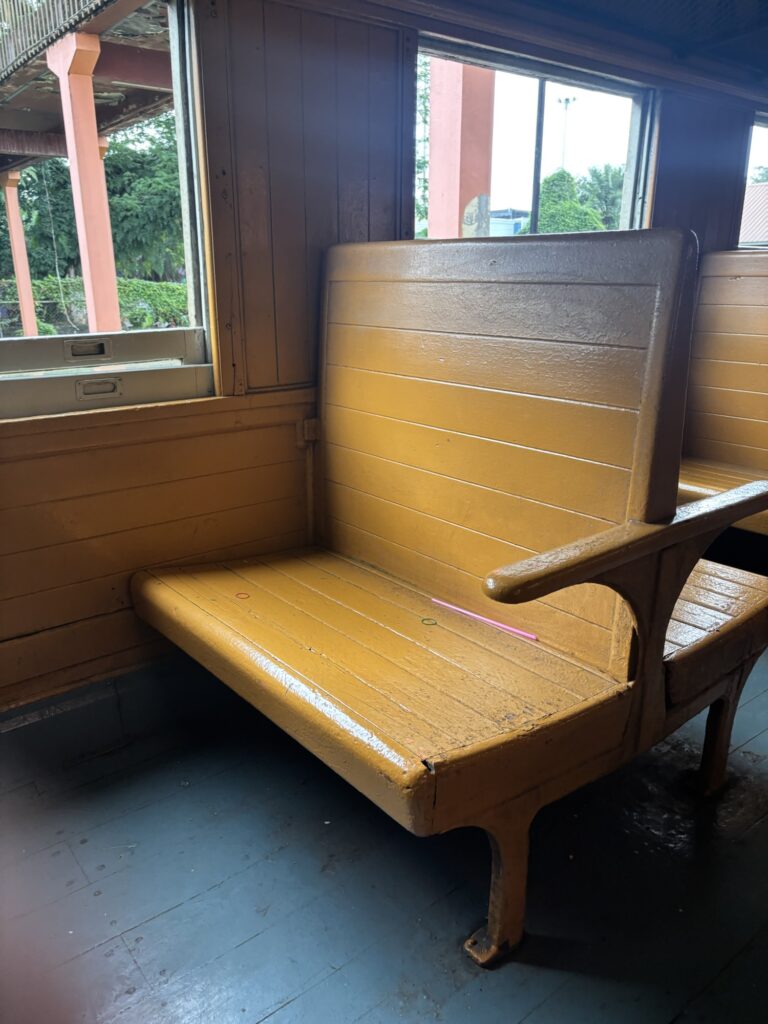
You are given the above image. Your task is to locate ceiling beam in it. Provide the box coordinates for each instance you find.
[82,0,151,36]
[95,42,172,92]
[0,128,67,158]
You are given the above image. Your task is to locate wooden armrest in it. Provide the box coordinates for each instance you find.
[484,481,768,604]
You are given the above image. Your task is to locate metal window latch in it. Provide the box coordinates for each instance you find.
[76,377,123,400]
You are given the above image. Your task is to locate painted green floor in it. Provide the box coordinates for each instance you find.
[2,652,768,1024]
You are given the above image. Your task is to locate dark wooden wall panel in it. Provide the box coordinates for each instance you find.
[651,91,755,253]
[228,0,278,388]
[200,0,415,392]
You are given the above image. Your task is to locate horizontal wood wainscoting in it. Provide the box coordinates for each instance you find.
[0,389,315,710]
[198,0,415,394]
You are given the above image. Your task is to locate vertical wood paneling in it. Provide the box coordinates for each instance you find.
[302,10,340,382]
[367,25,401,241]
[336,18,371,244]
[652,91,755,253]
[264,3,310,386]
[199,0,414,391]
[195,0,247,395]
[229,0,279,387]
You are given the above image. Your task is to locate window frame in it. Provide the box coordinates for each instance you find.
[738,112,768,250]
[0,0,214,422]
[417,35,655,236]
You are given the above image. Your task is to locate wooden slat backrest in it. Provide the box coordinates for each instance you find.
[318,231,696,673]
[685,251,768,473]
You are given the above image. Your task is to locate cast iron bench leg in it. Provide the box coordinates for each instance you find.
[700,655,758,796]
[464,807,534,967]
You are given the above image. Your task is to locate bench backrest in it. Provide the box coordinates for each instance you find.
[685,250,768,474]
[318,231,697,675]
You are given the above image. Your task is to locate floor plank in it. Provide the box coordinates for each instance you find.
[2,654,768,1023]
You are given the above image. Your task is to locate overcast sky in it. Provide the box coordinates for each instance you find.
[488,70,768,213]
[490,71,634,210]
[748,124,768,180]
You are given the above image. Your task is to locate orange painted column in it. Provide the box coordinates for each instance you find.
[47,32,121,332]
[427,58,495,238]
[1,170,38,336]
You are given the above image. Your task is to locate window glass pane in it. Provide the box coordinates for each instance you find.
[0,1,198,339]
[537,81,635,233]
[489,73,538,237]
[415,49,643,239]
[739,123,768,246]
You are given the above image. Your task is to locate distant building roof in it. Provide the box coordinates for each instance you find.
[740,182,768,245]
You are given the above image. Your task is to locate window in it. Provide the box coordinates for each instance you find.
[739,118,768,247]
[415,46,651,240]
[0,0,211,418]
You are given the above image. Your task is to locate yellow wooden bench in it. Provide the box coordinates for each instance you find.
[133,231,768,966]
[680,250,768,535]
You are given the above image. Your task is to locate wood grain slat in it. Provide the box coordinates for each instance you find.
[0,461,304,556]
[0,609,156,688]
[703,253,768,277]
[141,555,621,756]
[336,18,370,244]
[0,531,307,644]
[690,358,768,396]
[229,0,278,388]
[298,550,611,695]
[684,411,768,451]
[325,520,613,667]
[692,332,768,366]
[265,2,310,386]
[0,423,300,510]
[301,9,339,384]
[236,558,591,716]
[326,366,638,467]
[324,408,631,520]
[367,24,401,241]
[150,565,450,753]
[681,438,768,473]
[324,445,608,552]
[328,280,659,348]
[276,551,610,699]
[326,324,646,408]
[0,640,169,712]
[0,498,305,602]
[695,304,768,337]
[698,276,768,306]
[323,479,614,624]
[687,385,768,422]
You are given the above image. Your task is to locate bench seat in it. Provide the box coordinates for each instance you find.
[134,549,768,824]
[133,549,634,835]
[665,558,768,706]
[679,459,768,535]
[132,233,768,966]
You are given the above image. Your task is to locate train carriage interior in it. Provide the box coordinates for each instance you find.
[1,0,768,1021]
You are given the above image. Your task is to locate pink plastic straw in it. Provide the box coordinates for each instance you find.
[431,598,538,641]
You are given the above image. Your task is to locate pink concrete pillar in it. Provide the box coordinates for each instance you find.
[1,170,38,336]
[427,58,495,238]
[47,32,121,332]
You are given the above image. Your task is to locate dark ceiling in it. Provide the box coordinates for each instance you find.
[472,0,768,82]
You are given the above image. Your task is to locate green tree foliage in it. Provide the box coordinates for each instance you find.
[105,112,185,279]
[536,169,605,234]
[0,110,185,282]
[577,163,624,229]
[0,276,188,336]
[414,53,430,235]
